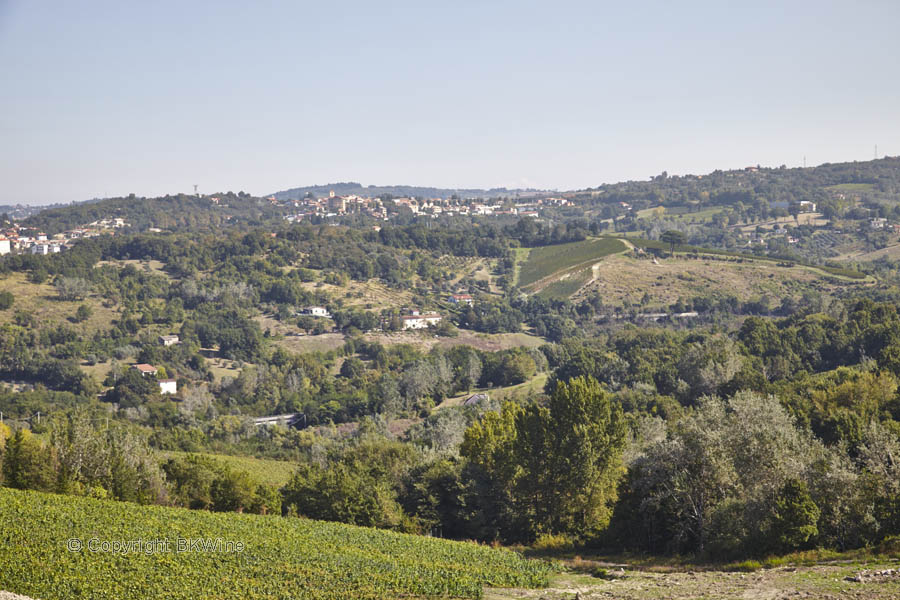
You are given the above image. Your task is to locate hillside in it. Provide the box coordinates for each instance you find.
[22,192,290,234]
[0,487,552,600]
[516,236,869,303]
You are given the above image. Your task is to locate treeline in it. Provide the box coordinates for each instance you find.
[22,192,289,234]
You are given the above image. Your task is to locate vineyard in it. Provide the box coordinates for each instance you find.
[517,237,627,288]
[0,487,552,599]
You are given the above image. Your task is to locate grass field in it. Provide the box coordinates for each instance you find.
[0,272,120,334]
[205,355,246,382]
[159,451,297,488]
[518,238,627,289]
[436,373,549,411]
[299,278,414,311]
[625,237,868,280]
[636,206,725,223]
[0,487,552,600]
[825,183,876,194]
[364,330,545,353]
[572,253,863,309]
[95,258,169,278]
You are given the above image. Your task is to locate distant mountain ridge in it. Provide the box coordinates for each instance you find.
[270,181,551,200]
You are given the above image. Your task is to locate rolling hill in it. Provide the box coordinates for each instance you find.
[270,181,550,201]
[516,236,869,303]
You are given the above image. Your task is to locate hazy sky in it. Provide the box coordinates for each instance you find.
[1,1,898,205]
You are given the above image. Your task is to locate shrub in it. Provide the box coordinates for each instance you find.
[0,291,14,310]
[726,560,763,572]
[531,533,574,552]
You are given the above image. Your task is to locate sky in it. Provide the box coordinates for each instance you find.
[1,0,899,205]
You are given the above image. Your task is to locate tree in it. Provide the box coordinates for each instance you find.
[72,303,92,323]
[210,470,257,513]
[462,376,627,542]
[53,276,92,301]
[1,429,56,491]
[0,291,14,310]
[660,230,686,254]
[772,479,820,551]
[340,357,365,379]
[677,335,743,401]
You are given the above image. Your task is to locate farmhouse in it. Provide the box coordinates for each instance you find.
[132,364,158,376]
[448,294,474,305]
[401,313,442,330]
[158,334,179,346]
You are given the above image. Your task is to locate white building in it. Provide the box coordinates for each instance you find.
[302,306,331,318]
[0,238,9,255]
[30,243,60,255]
[159,335,180,346]
[158,379,177,395]
[401,313,442,330]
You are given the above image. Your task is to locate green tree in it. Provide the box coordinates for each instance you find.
[772,479,820,551]
[53,276,92,301]
[515,377,626,539]
[73,303,93,323]
[660,230,686,254]
[1,429,56,491]
[462,376,627,542]
[0,291,14,310]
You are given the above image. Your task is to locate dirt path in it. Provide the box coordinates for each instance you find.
[1,592,37,600]
[486,562,900,600]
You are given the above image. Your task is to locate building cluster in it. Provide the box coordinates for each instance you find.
[282,190,570,223]
[0,226,65,256]
[0,219,129,257]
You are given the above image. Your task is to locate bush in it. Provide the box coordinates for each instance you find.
[531,533,574,552]
[725,560,763,572]
[72,303,93,323]
[0,291,14,310]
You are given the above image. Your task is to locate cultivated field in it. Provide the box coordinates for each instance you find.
[518,238,627,290]
[0,487,553,600]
